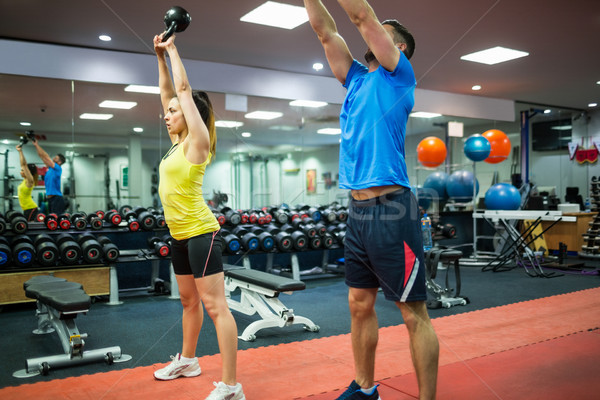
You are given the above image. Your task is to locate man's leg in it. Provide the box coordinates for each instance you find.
[398,301,439,400]
[348,287,379,388]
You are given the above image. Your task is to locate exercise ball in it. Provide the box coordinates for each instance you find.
[464,134,491,162]
[417,136,447,168]
[414,187,432,210]
[482,129,511,164]
[446,170,479,201]
[485,183,521,210]
[423,171,449,200]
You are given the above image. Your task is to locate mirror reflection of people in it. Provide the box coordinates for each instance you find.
[30,138,66,215]
[305,1,439,399]
[16,145,40,221]
[152,32,245,400]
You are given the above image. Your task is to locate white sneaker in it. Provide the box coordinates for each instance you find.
[153,353,201,380]
[204,381,245,400]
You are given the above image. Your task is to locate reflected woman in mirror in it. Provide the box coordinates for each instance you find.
[152,32,245,400]
[15,145,40,221]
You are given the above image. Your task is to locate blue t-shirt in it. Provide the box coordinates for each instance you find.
[44,163,62,196]
[339,54,416,190]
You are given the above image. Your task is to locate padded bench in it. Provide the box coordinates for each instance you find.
[13,275,131,378]
[224,265,320,341]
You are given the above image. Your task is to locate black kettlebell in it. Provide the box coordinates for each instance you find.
[162,6,191,42]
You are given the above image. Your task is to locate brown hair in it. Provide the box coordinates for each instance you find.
[193,90,216,162]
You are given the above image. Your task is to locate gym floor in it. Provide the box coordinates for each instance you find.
[0,256,599,399]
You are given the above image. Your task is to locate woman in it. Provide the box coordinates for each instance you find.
[16,145,40,221]
[152,33,245,400]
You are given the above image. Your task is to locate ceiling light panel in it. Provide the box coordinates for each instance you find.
[124,85,160,94]
[99,100,137,109]
[317,128,341,135]
[215,120,244,128]
[409,112,442,119]
[245,111,283,120]
[80,113,113,120]
[290,100,328,108]
[461,46,529,65]
[240,1,308,30]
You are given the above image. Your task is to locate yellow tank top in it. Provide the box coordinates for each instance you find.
[158,142,219,240]
[18,180,38,210]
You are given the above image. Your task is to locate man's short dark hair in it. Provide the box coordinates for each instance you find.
[382,19,415,60]
[56,154,66,165]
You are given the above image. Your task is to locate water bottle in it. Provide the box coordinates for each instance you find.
[585,198,591,213]
[421,213,433,251]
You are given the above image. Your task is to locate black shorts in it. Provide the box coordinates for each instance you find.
[23,208,39,222]
[47,196,66,215]
[344,188,427,302]
[170,231,224,278]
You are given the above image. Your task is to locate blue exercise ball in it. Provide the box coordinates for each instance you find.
[485,183,521,210]
[446,170,479,201]
[423,171,449,201]
[464,134,491,162]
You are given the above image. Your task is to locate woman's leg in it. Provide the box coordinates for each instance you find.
[196,272,238,385]
[176,274,203,357]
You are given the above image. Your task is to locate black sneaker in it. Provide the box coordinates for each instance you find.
[335,380,381,400]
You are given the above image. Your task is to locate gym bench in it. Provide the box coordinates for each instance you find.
[224,265,320,341]
[13,275,131,378]
[425,248,470,309]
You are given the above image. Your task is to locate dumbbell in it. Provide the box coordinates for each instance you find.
[213,210,226,226]
[308,235,322,250]
[104,209,122,226]
[0,236,11,267]
[269,207,289,225]
[263,224,293,252]
[122,210,140,231]
[320,232,335,249]
[57,213,71,230]
[35,211,46,223]
[231,226,259,252]
[221,207,241,226]
[249,226,275,252]
[319,207,338,223]
[220,229,241,254]
[0,213,6,235]
[134,207,156,231]
[33,234,59,267]
[291,217,317,238]
[147,208,166,229]
[56,233,82,265]
[44,213,59,230]
[307,207,322,222]
[161,233,173,247]
[97,235,120,262]
[148,236,170,257]
[86,212,103,230]
[335,207,348,222]
[70,213,88,230]
[6,210,28,234]
[11,235,36,267]
[94,210,106,220]
[77,233,103,264]
[314,222,328,236]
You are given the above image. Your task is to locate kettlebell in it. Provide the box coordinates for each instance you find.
[162,6,191,42]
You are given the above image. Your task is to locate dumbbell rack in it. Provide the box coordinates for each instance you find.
[579,176,600,258]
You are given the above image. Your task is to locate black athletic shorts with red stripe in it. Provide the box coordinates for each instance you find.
[171,230,224,278]
[344,188,427,302]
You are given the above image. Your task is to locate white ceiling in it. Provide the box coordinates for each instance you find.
[0,0,598,152]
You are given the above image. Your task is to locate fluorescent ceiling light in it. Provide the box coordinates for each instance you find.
[215,120,244,128]
[551,125,572,131]
[124,85,160,94]
[20,122,31,126]
[290,100,328,108]
[241,132,252,138]
[313,63,324,71]
[471,85,482,91]
[99,35,111,42]
[133,127,144,133]
[269,125,297,131]
[589,103,598,108]
[240,1,308,30]
[80,113,113,120]
[410,112,442,119]
[2,140,9,144]
[317,128,341,135]
[99,100,137,109]
[461,46,529,65]
[245,111,283,120]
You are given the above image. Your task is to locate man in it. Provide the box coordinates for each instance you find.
[31,138,66,214]
[304,1,439,399]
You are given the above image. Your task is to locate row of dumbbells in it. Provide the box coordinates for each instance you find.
[0,233,119,268]
[219,222,347,254]
[0,206,166,234]
[214,204,348,228]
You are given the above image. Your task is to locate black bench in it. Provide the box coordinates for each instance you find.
[13,275,131,378]
[224,265,320,341]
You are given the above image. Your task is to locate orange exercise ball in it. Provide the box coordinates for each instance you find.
[417,136,447,168]
[482,129,511,164]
